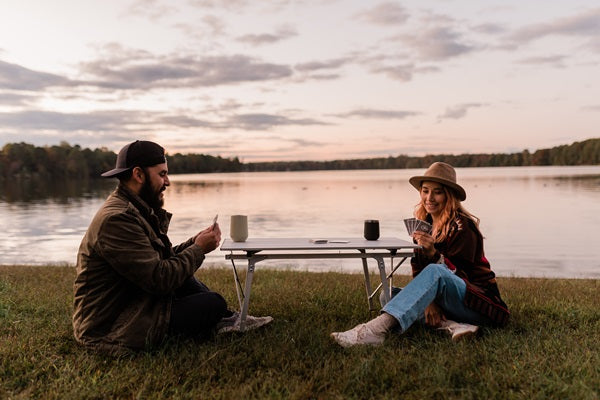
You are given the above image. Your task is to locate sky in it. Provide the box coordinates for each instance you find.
[0,0,599,162]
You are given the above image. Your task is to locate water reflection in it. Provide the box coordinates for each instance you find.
[0,178,115,204]
[1,167,600,278]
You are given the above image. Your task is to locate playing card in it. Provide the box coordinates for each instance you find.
[404,218,432,235]
[403,218,412,234]
[415,219,432,234]
[403,218,417,236]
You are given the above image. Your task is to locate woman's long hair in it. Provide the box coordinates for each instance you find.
[414,184,480,242]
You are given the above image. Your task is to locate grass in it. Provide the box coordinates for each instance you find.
[1,265,598,399]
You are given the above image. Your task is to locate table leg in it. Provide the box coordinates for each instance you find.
[369,256,408,303]
[375,255,391,305]
[359,250,375,311]
[230,258,244,312]
[239,258,256,331]
[388,256,394,298]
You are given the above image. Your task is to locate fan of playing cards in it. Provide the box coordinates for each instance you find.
[404,218,433,235]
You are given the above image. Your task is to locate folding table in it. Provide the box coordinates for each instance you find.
[220,237,419,330]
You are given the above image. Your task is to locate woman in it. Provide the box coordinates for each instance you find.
[331,162,509,347]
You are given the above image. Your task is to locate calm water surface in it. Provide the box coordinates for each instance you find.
[1,166,599,278]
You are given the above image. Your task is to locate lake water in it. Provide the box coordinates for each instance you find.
[1,166,599,279]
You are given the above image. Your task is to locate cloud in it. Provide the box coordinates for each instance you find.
[239,135,328,160]
[200,15,228,36]
[353,10,481,81]
[294,57,350,72]
[517,55,567,68]
[155,115,217,129]
[0,107,331,134]
[508,8,600,48]
[396,25,476,61]
[124,0,180,20]
[286,137,323,148]
[0,60,73,91]
[203,99,249,113]
[581,105,600,112]
[0,91,36,107]
[172,14,228,46]
[2,102,333,139]
[369,63,414,81]
[0,131,134,150]
[472,23,507,35]
[226,113,329,130]
[437,103,486,121]
[289,57,350,82]
[79,53,293,89]
[366,62,439,82]
[295,73,341,81]
[0,110,141,131]
[513,8,600,40]
[164,110,324,132]
[356,2,410,26]
[188,0,326,13]
[188,0,251,10]
[236,26,297,46]
[333,108,420,119]
[166,141,234,153]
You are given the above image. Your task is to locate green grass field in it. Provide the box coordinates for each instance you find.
[1,265,598,399]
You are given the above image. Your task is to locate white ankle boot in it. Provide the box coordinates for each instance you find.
[331,313,397,347]
[330,323,386,347]
[437,319,479,342]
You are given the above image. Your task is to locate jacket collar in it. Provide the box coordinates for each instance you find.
[116,183,172,234]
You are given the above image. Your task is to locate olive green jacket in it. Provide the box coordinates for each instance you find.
[73,184,205,353]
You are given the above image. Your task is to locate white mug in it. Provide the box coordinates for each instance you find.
[230,215,248,242]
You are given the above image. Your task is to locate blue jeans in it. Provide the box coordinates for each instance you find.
[382,264,490,332]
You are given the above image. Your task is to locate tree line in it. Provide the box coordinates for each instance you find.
[246,138,600,171]
[0,142,244,180]
[1,138,598,180]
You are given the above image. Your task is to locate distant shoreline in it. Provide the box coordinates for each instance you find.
[2,138,599,179]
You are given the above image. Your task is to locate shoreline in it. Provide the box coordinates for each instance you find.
[1,263,598,281]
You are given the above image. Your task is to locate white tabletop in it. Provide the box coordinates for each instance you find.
[220,237,419,252]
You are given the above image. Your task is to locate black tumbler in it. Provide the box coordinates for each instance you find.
[364,220,380,240]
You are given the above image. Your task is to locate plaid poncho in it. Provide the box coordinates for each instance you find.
[411,213,509,327]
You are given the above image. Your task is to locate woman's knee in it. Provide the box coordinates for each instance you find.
[422,263,447,278]
[421,264,459,291]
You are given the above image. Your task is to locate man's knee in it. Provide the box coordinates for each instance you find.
[212,292,228,315]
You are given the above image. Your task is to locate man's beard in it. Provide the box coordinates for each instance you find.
[139,179,164,212]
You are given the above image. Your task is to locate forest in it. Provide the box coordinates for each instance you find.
[0,138,599,180]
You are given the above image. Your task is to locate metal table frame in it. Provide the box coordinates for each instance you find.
[220,237,418,330]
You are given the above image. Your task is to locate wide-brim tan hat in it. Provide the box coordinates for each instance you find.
[409,162,466,201]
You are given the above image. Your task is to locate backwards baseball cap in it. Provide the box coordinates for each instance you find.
[101,140,166,178]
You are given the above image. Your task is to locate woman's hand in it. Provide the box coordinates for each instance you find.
[413,231,436,258]
[424,302,446,327]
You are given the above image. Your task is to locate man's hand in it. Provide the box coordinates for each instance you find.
[424,302,446,327]
[193,223,222,253]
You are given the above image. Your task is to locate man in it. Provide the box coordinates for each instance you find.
[73,140,271,354]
